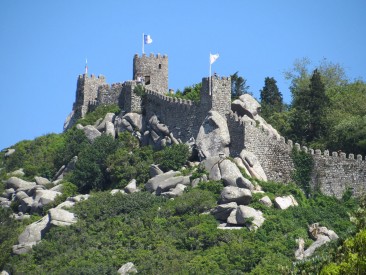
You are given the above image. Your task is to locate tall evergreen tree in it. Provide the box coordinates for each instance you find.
[260,77,283,118]
[231,72,250,98]
[291,69,328,142]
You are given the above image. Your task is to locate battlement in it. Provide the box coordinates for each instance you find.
[145,89,194,106]
[234,110,366,162]
[78,74,106,80]
[134,53,168,59]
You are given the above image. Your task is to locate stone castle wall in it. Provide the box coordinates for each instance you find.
[311,151,366,199]
[142,76,231,142]
[230,111,366,198]
[97,83,124,106]
[68,55,366,199]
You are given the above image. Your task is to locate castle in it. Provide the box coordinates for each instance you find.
[65,54,366,199]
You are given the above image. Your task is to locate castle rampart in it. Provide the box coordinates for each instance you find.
[229,111,366,198]
[65,54,366,199]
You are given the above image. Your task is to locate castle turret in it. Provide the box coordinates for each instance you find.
[133,53,168,94]
[73,74,106,118]
[200,75,231,117]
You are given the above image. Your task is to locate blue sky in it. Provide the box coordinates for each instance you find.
[1,0,365,150]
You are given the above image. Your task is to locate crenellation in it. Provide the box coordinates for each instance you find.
[66,53,366,199]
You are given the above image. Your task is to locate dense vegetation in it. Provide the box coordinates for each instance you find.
[2,180,359,274]
[1,58,366,273]
[260,58,366,156]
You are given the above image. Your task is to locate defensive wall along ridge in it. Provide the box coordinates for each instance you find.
[227,111,366,199]
[66,53,366,199]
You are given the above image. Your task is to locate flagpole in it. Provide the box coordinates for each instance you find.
[209,53,212,96]
[142,33,144,54]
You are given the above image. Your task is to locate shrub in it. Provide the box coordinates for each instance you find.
[4,134,65,179]
[291,148,314,197]
[107,146,154,188]
[70,134,120,193]
[155,144,190,172]
[77,104,120,126]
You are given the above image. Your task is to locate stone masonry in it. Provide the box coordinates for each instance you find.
[65,53,366,199]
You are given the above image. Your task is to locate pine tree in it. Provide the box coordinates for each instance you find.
[231,72,250,98]
[260,77,283,118]
[291,69,328,142]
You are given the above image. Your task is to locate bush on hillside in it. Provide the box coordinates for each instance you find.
[155,143,190,172]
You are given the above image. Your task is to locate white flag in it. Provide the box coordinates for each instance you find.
[144,34,153,44]
[210,53,219,64]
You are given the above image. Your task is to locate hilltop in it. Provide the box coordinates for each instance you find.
[1,54,366,274]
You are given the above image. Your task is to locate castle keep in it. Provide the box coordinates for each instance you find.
[65,54,366,199]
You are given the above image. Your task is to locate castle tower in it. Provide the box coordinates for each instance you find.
[133,53,168,94]
[200,75,231,117]
[73,74,106,118]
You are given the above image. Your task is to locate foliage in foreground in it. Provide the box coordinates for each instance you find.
[5,181,358,274]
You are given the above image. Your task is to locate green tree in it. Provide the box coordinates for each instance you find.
[69,134,120,192]
[174,83,202,102]
[291,69,328,142]
[154,143,190,172]
[231,71,250,98]
[260,77,284,119]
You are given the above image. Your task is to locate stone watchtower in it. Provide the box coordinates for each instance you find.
[200,76,231,117]
[73,74,106,118]
[133,53,168,94]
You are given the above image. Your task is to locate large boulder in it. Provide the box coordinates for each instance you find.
[231,99,256,119]
[123,113,144,132]
[145,171,181,192]
[259,196,273,207]
[19,197,36,213]
[49,208,77,227]
[219,186,252,205]
[82,125,101,142]
[239,150,267,181]
[211,202,238,221]
[14,215,50,254]
[220,159,254,190]
[235,205,265,230]
[4,148,15,157]
[6,177,36,191]
[105,121,116,138]
[238,94,261,116]
[161,184,187,198]
[7,168,25,177]
[296,223,339,260]
[274,195,298,210]
[202,157,254,190]
[34,176,51,186]
[202,156,221,181]
[196,111,230,158]
[34,190,62,206]
[117,262,137,275]
[156,176,190,195]
[124,179,139,194]
[96,113,115,131]
[149,164,163,178]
